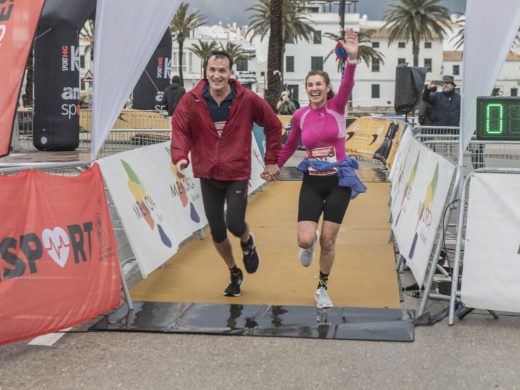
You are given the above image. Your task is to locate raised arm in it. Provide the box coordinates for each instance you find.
[329,29,358,113]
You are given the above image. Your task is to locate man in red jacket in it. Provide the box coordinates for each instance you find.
[171,50,281,297]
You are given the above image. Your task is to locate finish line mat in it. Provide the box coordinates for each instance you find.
[91,302,414,342]
[129,180,399,309]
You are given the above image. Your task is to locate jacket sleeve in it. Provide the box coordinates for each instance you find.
[252,96,282,165]
[170,94,192,165]
[422,87,437,105]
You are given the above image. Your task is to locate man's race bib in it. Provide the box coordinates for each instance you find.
[307,146,337,176]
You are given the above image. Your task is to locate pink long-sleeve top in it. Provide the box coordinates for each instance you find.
[277,63,356,167]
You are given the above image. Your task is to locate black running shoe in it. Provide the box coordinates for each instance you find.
[224,268,244,297]
[241,233,260,273]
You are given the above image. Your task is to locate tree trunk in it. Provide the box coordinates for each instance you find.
[412,39,419,67]
[266,0,283,110]
[178,36,185,87]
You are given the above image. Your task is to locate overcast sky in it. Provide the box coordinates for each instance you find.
[186,0,467,27]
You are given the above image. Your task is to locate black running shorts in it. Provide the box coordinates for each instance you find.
[297,173,352,224]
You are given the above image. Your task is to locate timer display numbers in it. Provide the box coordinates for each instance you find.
[476,97,520,140]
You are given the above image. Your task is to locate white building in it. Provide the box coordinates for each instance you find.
[77,4,519,109]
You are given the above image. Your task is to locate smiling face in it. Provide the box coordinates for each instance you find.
[306,73,331,109]
[206,56,232,96]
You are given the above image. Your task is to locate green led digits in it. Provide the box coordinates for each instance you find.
[485,103,503,134]
[476,97,520,140]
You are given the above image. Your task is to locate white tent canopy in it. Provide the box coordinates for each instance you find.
[459,0,520,160]
[91,0,180,159]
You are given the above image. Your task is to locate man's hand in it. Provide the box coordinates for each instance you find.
[175,159,188,179]
[261,164,280,182]
[428,80,437,89]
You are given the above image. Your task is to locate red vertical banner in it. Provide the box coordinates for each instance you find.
[0,0,45,157]
[0,164,121,345]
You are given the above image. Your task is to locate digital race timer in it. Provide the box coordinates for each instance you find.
[476,97,520,140]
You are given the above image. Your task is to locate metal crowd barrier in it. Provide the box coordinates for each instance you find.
[12,109,172,154]
[413,125,520,169]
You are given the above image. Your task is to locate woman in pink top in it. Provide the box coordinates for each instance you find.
[275,29,366,308]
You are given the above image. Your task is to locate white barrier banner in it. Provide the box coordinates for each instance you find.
[461,174,520,312]
[249,135,266,194]
[391,137,455,286]
[388,129,413,185]
[97,142,207,277]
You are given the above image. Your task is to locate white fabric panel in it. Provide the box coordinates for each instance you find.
[391,137,456,287]
[460,0,520,153]
[249,135,267,194]
[97,142,207,277]
[91,0,180,159]
[461,174,520,312]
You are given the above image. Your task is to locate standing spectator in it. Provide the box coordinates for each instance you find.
[276,91,297,115]
[162,75,186,121]
[422,75,460,127]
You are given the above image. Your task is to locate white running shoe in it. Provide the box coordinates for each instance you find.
[315,287,334,308]
[299,231,318,267]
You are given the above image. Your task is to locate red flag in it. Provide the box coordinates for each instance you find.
[0,0,45,156]
[0,164,121,345]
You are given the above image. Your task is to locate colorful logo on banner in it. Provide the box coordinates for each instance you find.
[164,148,201,223]
[0,0,46,156]
[394,151,420,226]
[408,163,439,259]
[0,164,120,345]
[122,159,173,247]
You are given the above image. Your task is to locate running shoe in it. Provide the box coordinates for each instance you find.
[299,231,318,267]
[242,233,260,273]
[224,268,244,297]
[315,286,333,308]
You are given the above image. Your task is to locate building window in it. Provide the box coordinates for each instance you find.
[236,60,248,72]
[172,52,193,73]
[311,56,323,70]
[371,58,380,72]
[512,88,518,97]
[371,84,380,99]
[286,56,294,72]
[313,31,322,44]
[453,65,460,75]
[286,36,295,44]
[260,71,265,76]
[372,41,380,48]
[424,58,432,72]
[398,42,406,48]
[425,41,432,49]
[398,58,406,65]
[492,88,501,96]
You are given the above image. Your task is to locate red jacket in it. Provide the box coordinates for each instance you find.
[170,79,282,180]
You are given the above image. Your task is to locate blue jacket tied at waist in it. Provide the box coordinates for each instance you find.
[296,157,367,199]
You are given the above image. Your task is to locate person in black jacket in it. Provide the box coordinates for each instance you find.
[422,75,460,126]
[161,75,186,120]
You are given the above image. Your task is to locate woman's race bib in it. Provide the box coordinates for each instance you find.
[307,146,337,176]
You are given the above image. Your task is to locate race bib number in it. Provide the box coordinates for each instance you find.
[307,146,337,176]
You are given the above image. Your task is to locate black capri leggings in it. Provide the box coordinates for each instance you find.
[298,173,352,224]
[200,178,249,243]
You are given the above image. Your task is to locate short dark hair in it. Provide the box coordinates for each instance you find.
[204,50,233,72]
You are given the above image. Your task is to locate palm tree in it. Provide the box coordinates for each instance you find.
[324,29,385,70]
[246,0,315,108]
[246,0,315,45]
[219,41,255,68]
[169,2,206,86]
[452,16,520,53]
[80,18,95,61]
[265,0,283,109]
[188,39,218,78]
[382,0,451,67]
